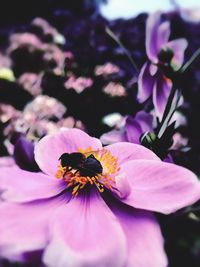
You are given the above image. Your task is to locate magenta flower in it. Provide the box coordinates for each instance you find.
[101,111,153,145]
[138,12,188,119]
[0,129,199,267]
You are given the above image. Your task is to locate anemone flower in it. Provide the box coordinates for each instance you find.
[137,12,188,120]
[101,111,153,145]
[0,128,199,267]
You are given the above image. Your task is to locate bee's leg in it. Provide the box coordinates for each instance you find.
[63,167,73,177]
[74,170,80,176]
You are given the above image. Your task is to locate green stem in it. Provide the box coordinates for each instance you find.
[158,89,181,138]
[180,47,200,73]
[157,84,176,135]
[157,48,200,138]
[156,48,200,141]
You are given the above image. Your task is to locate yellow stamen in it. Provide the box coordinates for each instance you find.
[55,147,120,196]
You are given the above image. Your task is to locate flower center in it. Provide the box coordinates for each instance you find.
[158,47,174,64]
[56,147,120,196]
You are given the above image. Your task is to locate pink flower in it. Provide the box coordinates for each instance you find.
[95,62,120,77]
[18,73,42,96]
[64,73,93,93]
[101,111,153,145]
[31,17,66,45]
[24,95,66,120]
[0,104,21,124]
[138,12,188,120]
[8,33,43,53]
[0,129,199,267]
[103,82,127,97]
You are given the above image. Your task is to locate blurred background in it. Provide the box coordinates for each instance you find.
[0,1,200,267]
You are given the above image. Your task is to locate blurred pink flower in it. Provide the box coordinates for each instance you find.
[24,95,66,120]
[57,117,85,131]
[2,97,86,148]
[18,73,42,96]
[0,104,21,124]
[8,33,43,53]
[8,31,66,76]
[0,53,11,69]
[43,44,66,75]
[31,17,66,45]
[64,73,93,93]
[0,129,199,267]
[3,96,66,141]
[103,82,127,97]
[95,62,120,77]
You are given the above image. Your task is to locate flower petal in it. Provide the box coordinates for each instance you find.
[152,73,172,120]
[134,111,154,132]
[157,21,170,50]
[100,129,127,145]
[0,157,15,167]
[125,117,142,144]
[146,12,162,61]
[14,135,40,172]
[106,142,160,165]
[0,166,65,203]
[43,191,127,267]
[138,62,155,103]
[167,38,188,68]
[35,128,102,176]
[118,160,200,214]
[125,112,153,144]
[0,198,61,261]
[105,195,168,267]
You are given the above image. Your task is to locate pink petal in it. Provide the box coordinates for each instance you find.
[107,198,168,267]
[0,198,61,261]
[0,157,15,167]
[35,128,102,176]
[43,191,127,267]
[0,166,65,203]
[100,129,127,145]
[153,73,172,121]
[167,38,188,68]
[157,21,170,50]
[106,142,160,165]
[125,119,142,144]
[149,64,158,75]
[125,112,153,144]
[134,111,154,133]
[138,62,155,103]
[146,12,162,61]
[118,160,200,214]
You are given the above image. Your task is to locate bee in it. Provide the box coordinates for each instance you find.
[59,152,103,177]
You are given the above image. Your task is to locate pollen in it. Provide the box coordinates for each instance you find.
[56,147,120,196]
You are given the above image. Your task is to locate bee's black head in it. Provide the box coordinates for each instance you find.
[59,153,70,166]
